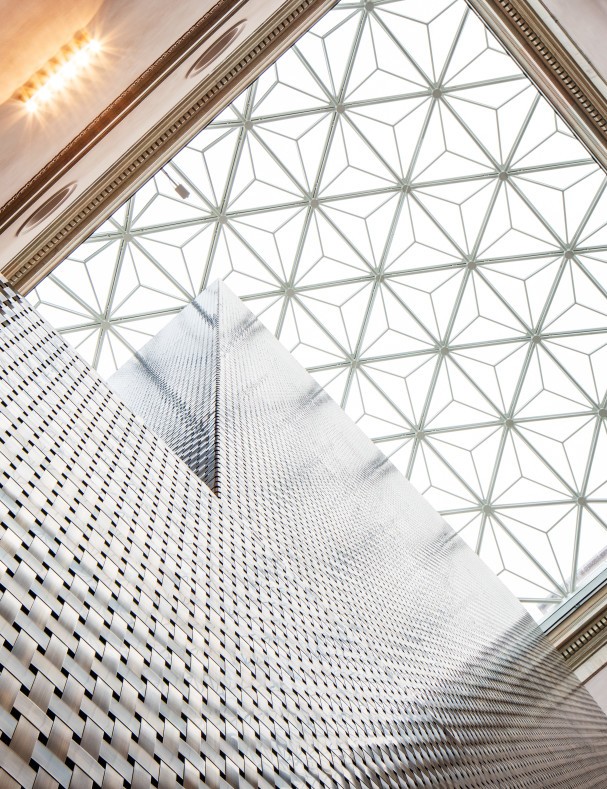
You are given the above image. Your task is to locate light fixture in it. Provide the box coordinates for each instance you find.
[16,182,77,236]
[16,30,101,112]
[161,168,190,200]
[186,21,246,79]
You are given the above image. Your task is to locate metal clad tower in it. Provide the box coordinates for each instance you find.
[111,281,607,785]
[0,281,606,787]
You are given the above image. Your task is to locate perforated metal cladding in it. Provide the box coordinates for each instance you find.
[109,281,607,786]
[109,291,219,490]
[0,283,605,789]
[0,285,377,787]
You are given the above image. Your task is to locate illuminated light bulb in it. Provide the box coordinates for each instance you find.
[36,86,52,105]
[73,48,90,68]
[16,31,102,112]
[46,73,66,93]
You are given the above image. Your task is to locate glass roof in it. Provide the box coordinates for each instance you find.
[30,0,607,621]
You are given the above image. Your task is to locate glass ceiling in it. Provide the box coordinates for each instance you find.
[30,0,607,621]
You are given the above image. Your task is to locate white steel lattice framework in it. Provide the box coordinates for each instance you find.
[30,0,607,620]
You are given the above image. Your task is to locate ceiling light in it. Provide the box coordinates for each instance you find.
[16,30,101,112]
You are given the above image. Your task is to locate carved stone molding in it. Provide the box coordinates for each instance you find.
[546,582,607,671]
[465,0,607,171]
[1,0,336,294]
[8,0,607,294]
[0,0,242,236]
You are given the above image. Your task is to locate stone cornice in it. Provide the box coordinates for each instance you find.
[465,0,607,172]
[1,0,336,294]
[7,0,607,295]
[546,582,607,671]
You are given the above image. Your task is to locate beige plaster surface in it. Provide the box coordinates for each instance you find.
[0,0,218,207]
[541,0,607,87]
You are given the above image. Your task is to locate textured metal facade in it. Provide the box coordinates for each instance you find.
[1,282,607,788]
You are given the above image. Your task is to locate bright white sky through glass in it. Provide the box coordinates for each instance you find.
[30,0,607,620]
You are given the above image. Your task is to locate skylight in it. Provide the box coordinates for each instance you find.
[29,0,607,620]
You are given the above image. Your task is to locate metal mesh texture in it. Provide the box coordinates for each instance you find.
[1,282,607,787]
[113,281,607,784]
[108,291,219,489]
